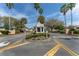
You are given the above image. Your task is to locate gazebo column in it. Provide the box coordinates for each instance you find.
[36,27,38,33]
[40,27,42,32]
[43,28,44,32]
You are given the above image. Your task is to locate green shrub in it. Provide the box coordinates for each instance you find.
[73,30,79,34]
[26,33,50,39]
[56,30,65,34]
[0,30,9,35]
[15,30,21,34]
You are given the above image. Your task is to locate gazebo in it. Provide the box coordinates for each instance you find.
[35,22,45,33]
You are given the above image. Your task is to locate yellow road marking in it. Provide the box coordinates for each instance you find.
[44,44,61,56]
[61,44,78,56]
[45,39,78,56]
[54,39,78,56]
[0,40,31,52]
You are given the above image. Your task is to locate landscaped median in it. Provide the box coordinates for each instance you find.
[26,33,50,40]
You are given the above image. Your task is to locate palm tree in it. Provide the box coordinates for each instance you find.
[39,8,43,16]
[60,4,69,34]
[5,3,14,30]
[67,3,76,35]
[34,3,40,16]
[38,8,45,24]
[60,4,69,28]
[38,16,45,24]
[34,3,45,24]
[68,3,76,26]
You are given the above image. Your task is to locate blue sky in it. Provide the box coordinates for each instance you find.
[0,3,79,28]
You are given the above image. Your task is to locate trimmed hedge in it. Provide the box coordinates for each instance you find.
[73,30,79,34]
[26,33,50,39]
[69,28,79,34]
[15,30,21,34]
[0,30,9,35]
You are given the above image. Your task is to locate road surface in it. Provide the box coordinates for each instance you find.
[0,33,26,43]
[0,33,79,56]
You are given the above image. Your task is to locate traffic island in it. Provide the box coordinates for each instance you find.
[25,33,50,41]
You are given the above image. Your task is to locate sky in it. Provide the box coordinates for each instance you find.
[0,3,79,28]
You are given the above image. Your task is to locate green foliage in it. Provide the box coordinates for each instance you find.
[26,33,50,39]
[55,25,64,30]
[5,3,14,9]
[45,19,64,31]
[15,30,21,34]
[68,3,76,10]
[69,28,79,34]
[60,4,69,15]
[57,30,65,34]
[2,16,17,30]
[34,3,40,11]
[39,8,43,15]
[20,18,27,24]
[14,17,27,31]
[0,30,9,35]
[74,30,79,34]
[38,16,45,24]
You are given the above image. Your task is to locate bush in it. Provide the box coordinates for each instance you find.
[15,30,21,34]
[56,30,65,34]
[73,30,79,34]
[0,30,9,35]
[69,28,79,34]
[26,33,50,39]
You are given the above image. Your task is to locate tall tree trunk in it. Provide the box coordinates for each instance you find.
[71,10,73,26]
[9,9,12,31]
[64,15,66,27]
[71,9,73,35]
[9,12,11,31]
[64,14,67,34]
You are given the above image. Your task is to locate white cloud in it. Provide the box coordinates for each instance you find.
[0,9,9,17]
[46,12,59,19]
[13,13,29,19]
[0,8,29,20]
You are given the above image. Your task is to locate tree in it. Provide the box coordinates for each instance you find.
[68,3,76,26]
[45,19,64,31]
[5,3,14,30]
[66,3,76,35]
[60,4,69,28]
[14,17,27,31]
[20,18,27,24]
[34,3,40,11]
[2,16,16,30]
[20,18,27,28]
[39,8,43,15]
[38,16,45,24]
[34,3,40,16]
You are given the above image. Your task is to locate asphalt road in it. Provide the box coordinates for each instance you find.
[0,39,56,56]
[51,33,79,56]
[0,33,26,43]
[0,33,79,56]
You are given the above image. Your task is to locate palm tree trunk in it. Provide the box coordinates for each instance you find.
[64,15,67,34]
[9,10,11,31]
[70,9,73,28]
[64,15,66,27]
[9,16,10,31]
[71,9,74,35]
